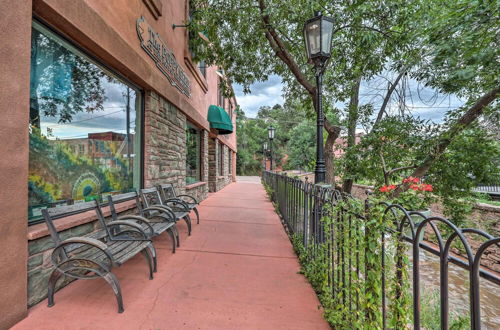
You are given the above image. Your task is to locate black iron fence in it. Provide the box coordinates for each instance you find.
[262,171,500,330]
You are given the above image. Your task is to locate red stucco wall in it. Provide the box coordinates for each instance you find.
[0,0,31,328]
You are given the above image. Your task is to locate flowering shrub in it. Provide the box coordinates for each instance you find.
[378,177,434,211]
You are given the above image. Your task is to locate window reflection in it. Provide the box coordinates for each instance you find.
[186,124,200,184]
[28,22,141,223]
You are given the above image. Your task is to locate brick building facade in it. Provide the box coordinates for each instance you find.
[0,1,237,327]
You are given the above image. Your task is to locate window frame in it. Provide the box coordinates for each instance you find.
[219,142,224,176]
[185,122,202,184]
[28,18,144,225]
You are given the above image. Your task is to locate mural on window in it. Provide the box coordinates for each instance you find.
[186,124,201,184]
[28,22,141,224]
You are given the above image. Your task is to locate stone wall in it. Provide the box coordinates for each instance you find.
[208,138,232,192]
[184,129,209,201]
[217,144,232,190]
[208,138,217,192]
[144,90,186,190]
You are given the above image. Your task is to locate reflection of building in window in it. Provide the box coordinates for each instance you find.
[60,132,135,169]
[228,151,232,174]
[186,123,200,184]
[28,21,141,224]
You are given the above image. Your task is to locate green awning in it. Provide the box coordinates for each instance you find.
[208,105,233,134]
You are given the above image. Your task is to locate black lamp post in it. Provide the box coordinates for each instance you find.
[263,142,268,170]
[304,11,334,184]
[268,125,276,171]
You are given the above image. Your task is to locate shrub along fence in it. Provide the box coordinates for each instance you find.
[262,171,499,330]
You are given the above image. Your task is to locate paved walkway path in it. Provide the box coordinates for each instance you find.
[13,180,329,330]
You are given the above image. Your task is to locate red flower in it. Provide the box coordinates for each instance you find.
[409,184,419,191]
[379,185,397,193]
[423,184,433,192]
[403,176,420,184]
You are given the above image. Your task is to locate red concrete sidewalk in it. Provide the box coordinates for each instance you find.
[12,180,329,330]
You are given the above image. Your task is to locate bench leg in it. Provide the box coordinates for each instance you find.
[47,269,63,307]
[147,243,158,273]
[141,249,154,280]
[168,226,177,253]
[174,224,181,247]
[183,215,192,236]
[193,207,200,224]
[103,272,124,313]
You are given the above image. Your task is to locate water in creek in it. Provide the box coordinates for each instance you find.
[416,249,500,329]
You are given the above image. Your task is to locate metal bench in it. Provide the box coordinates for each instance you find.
[158,183,200,224]
[140,187,192,236]
[107,191,178,253]
[42,200,156,313]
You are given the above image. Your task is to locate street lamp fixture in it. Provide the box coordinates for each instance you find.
[268,125,276,140]
[304,11,334,184]
[263,142,268,171]
[304,12,334,67]
[268,125,276,171]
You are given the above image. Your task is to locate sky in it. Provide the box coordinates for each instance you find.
[234,74,465,123]
[39,79,137,140]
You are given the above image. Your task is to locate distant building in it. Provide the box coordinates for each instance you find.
[333,133,364,158]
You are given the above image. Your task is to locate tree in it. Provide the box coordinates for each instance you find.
[189,0,421,184]
[30,27,108,128]
[191,0,499,199]
[285,120,316,172]
[235,107,268,175]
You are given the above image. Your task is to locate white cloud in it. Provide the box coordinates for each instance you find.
[234,75,284,117]
[234,73,465,123]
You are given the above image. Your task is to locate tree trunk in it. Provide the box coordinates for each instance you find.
[342,77,362,193]
[325,127,341,185]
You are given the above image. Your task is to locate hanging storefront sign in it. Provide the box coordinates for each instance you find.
[136,16,191,97]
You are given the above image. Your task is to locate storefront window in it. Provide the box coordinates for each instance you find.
[28,21,142,224]
[186,123,201,184]
[228,151,232,174]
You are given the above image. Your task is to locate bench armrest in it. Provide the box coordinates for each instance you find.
[116,215,155,237]
[164,199,190,211]
[176,194,198,204]
[107,220,149,240]
[143,205,176,221]
[53,236,116,267]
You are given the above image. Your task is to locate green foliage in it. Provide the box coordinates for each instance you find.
[235,107,268,175]
[284,120,316,171]
[199,0,499,222]
[286,193,413,328]
[413,0,499,97]
[420,290,470,330]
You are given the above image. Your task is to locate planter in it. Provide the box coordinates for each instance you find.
[409,208,431,242]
